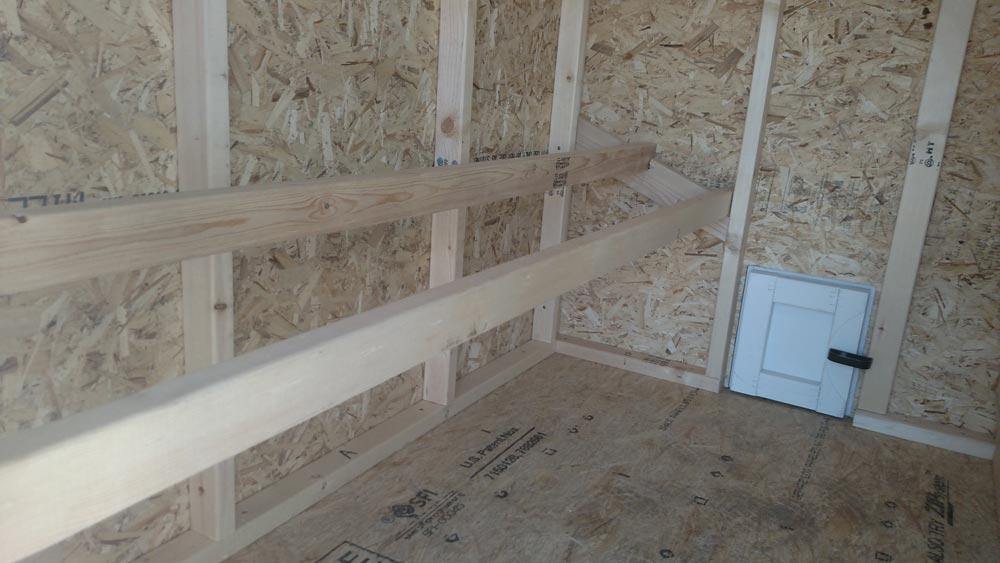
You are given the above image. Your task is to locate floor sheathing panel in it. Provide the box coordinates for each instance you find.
[230,354,999,562]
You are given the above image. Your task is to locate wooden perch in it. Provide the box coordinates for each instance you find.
[0,189,731,561]
[0,143,654,295]
[574,118,728,240]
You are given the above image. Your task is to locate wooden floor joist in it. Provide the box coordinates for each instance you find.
[0,189,730,561]
[0,143,653,295]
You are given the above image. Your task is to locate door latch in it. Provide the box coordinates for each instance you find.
[828,349,873,370]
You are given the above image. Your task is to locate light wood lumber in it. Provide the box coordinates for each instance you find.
[532,0,590,343]
[0,143,653,296]
[0,189,730,561]
[217,353,1000,561]
[857,0,977,414]
[172,0,237,541]
[575,119,729,240]
[555,336,719,392]
[139,401,447,563]
[138,340,552,563]
[853,410,994,460]
[450,340,554,415]
[704,0,784,386]
[424,0,477,406]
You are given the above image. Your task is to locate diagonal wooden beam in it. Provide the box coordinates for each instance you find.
[0,143,654,296]
[575,118,728,240]
[0,189,731,562]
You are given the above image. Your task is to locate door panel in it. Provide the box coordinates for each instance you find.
[729,267,874,418]
[773,277,839,313]
[816,287,870,416]
[757,370,820,411]
[761,303,833,383]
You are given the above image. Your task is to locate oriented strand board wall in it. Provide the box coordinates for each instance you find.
[456,0,558,376]
[888,1,999,432]
[565,179,721,365]
[0,0,556,558]
[0,1,189,561]
[227,0,559,495]
[565,0,781,366]
[566,0,998,435]
[227,0,438,501]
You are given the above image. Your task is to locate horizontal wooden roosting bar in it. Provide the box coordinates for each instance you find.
[0,189,730,561]
[0,143,654,295]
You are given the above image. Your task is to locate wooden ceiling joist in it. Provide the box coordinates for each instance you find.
[0,143,654,295]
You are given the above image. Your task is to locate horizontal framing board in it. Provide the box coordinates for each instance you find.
[0,189,730,561]
[450,340,554,415]
[575,119,729,241]
[138,340,551,562]
[555,336,719,391]
[0,143,654,295]
[852,410,994,460]
[137,401,446,563]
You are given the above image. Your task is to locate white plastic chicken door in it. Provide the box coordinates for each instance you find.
[729,267,874,417]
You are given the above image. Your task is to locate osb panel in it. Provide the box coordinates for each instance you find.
[0,1,189,561]
[566,0,997,434]
[565,179,722,366]
[231,354,1000,561]
[889,0,999,433]
[563,0,766,365]
[228,0,439,501]
[456,0,558,376]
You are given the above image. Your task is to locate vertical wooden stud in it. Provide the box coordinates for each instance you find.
[172,0,236,540]
[532,0,590,343]
[703,0,785,388]
[857,0,977,414]
[423,0,477,405]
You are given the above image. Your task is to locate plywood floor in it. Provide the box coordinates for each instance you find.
[230,354,999,562]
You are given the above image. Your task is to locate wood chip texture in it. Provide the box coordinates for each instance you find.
[562,0,998,436]
[0,0,188,560]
